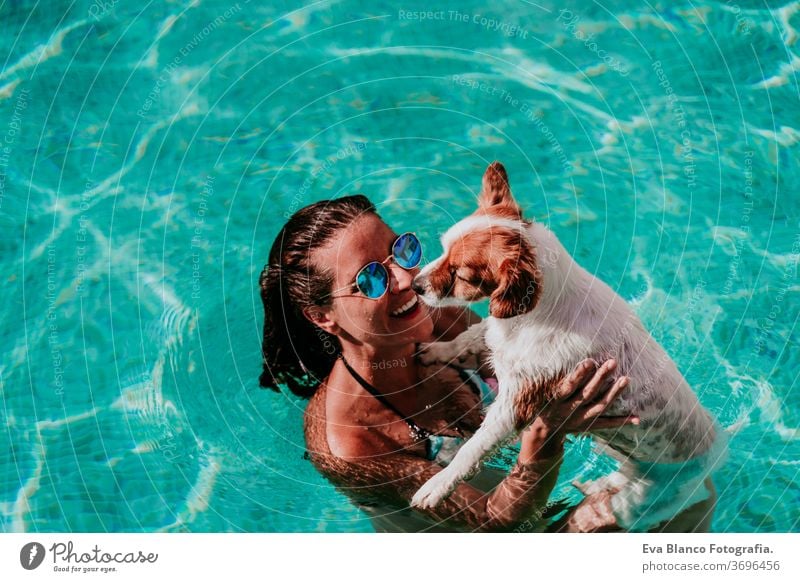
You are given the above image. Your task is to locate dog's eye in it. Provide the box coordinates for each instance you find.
[455,270,481,285]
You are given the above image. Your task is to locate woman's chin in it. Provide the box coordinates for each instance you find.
[388,302,433,338]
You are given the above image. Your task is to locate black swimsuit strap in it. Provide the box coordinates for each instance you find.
[339,356,432,442]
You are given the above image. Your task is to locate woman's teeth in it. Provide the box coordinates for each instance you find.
[391,295,418,317]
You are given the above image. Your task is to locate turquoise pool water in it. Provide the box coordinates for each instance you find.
[1,0,798,532]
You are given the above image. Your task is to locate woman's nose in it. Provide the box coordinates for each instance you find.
[387,263,414,294]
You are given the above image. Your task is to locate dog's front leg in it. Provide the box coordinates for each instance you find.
[410,389,518,509]
[417,320,489,368]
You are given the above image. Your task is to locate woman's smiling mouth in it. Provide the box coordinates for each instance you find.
[390,295,420,319]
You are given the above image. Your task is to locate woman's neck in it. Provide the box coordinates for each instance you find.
[337,341,420,396]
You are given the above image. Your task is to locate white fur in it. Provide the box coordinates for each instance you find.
[440,214,525,250]
[411,218,725,531]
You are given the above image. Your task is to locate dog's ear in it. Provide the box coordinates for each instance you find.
[479,161,521,218]
[489,254,540,319]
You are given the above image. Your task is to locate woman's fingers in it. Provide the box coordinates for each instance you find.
[581,376,630,419]
[578,359,617,402]
[550,361,634,434]
[558,492,622,533]
[557,359,598,400]
[601,375,630,407]
[579,415,640,431]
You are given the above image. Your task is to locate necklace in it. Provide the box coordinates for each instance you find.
[339,355,433,444]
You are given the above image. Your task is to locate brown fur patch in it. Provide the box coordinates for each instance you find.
[476,205,526,221]
[425,227,541,312]
[479,162,521,219]
[427,258,457,298]
[488,240,541,319]
[512,371,566,431]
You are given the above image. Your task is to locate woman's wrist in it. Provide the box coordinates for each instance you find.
[519,421,565,464]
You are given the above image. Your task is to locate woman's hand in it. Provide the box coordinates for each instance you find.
[554,478,717,533]
[540,358,637,434]
[518,358,637,463]
[552,489,623,533]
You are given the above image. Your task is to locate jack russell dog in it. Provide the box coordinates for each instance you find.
[410,161,725,530]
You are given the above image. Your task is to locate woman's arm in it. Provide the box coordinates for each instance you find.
[307,359,632,532]
[311,422,563,532]
[429,306,494,373]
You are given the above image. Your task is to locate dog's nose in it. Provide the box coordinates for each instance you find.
[411,277,426,295]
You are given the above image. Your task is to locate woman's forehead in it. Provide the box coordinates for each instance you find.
[317,215,395,279]
[339,214,394,248]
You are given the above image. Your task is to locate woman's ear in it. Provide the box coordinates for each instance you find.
[302,306,339,335]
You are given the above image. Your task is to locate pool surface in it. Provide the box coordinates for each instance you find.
[1,0,798,532]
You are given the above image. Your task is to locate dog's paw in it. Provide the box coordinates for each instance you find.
[416,341,455,365]
[453,350,481,369]
[572,479,599,496]
[410,473,456,509]
[572,474,623,497]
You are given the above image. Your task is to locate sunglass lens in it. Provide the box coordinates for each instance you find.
[356,262,388,299]
[393,233,422,269]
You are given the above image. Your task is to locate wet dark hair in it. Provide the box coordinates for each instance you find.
[259,195,378,397]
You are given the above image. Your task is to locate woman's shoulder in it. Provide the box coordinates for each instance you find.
[303,382,326,439]
[303,380,390,465]
[303,382,348,476]
[302,384,328,458]
[303,362,484,464]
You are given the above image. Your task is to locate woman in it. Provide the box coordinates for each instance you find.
[258,195,715,532]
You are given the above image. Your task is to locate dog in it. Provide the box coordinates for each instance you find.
[409,161,725,530]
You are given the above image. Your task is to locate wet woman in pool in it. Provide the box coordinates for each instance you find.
[258,195,715,532]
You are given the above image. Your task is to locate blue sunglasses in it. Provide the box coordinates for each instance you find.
[330,232,423,300]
